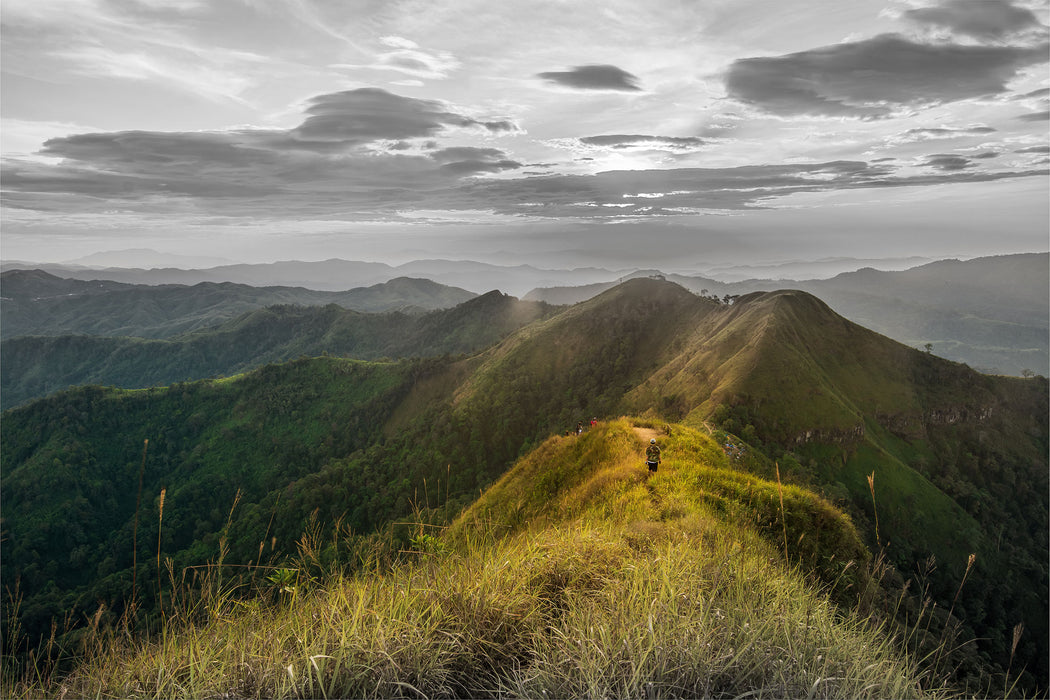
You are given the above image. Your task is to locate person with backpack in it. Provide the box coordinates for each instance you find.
[646,438,661,475]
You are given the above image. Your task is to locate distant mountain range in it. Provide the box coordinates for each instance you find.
[0,258,626,298]
[0,271,476,340]
[3,252,1045,377]
[4,278,1045,689]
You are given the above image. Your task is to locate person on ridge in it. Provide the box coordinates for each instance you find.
[645,438,661,476]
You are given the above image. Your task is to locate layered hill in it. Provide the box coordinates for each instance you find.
[2,278,1046,691]
[0,271,476,340]
[0,291,557,410]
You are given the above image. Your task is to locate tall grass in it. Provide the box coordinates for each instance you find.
[9,517,942,700]
[1,417,973,699]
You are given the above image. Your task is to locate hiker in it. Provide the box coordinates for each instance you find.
[590,417,598,427]
[576,422,584,435]
[645,438,661,475]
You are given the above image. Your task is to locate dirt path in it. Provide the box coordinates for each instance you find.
[632,426,662,444]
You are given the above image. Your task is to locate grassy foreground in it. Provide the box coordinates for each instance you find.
[5,420,950,698]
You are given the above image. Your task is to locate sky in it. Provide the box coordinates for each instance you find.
[1,0,1048,271]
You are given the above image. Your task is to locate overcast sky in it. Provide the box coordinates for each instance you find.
[1,0,1048,270]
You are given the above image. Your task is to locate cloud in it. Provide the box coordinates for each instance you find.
[1016,110,1050,121]
[923,154,975,171]
[3,83,1045,226]
[902,126,996,139]
[3,0,280,104]
[458,160,1045,219]
[4,144,1045,224]
[6,88,522,210]
[724,34,1049,117]
[428,146,522,175]
[1015,145,1050,153]
[578,134,704,151]
[336,36,462,80]
[283,89,517,150]
[904,0,1043,40]
[438,159,523,176]
[885,125,998,147]
[1013,87,1050,100]
[536,64,642,92]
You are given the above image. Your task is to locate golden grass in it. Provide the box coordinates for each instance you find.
[3,417,959,699]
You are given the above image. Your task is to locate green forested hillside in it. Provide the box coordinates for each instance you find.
[2,279,1046,693]
[0,291,557,409]
[0,270,476,340]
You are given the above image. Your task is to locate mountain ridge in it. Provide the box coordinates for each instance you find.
[525,253,1050,376]
[0,291,557,410]
[0,273,477,340]
[2,279,1046,690]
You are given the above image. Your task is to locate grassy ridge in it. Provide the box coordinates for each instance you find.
[5,419,943,699]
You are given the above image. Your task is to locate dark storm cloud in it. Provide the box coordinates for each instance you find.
[923,154,974,171]
[579,134,704,151]
[904,0,1043,40]
[536,64,642,91]
[724,34,1049,117]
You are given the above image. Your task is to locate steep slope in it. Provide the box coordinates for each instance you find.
[0,272,476,339]
[621,289,1049,685]
[0,291,557,409]
[1,356,430,645]
[447,277,720,433]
